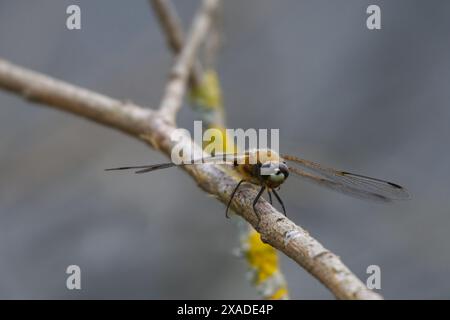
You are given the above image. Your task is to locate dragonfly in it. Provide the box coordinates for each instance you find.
[105,149,410,221]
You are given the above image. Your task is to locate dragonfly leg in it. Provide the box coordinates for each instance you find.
[272,189,287,217]
[253,186,266,224]
[267,189,273,205]
[226,179,246,218]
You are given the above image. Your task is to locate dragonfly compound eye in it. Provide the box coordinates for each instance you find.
[279,163,289,179]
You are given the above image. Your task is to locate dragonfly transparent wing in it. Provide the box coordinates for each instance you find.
[105,153,248,174]
[282,154,410,202]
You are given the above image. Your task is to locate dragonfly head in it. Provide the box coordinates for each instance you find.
[260,162,289,188]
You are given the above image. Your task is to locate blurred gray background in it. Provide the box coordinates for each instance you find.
[0,0,449,299]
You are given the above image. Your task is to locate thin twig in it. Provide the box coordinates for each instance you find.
[150,0,203,88]
[204,0,223,68]
[151,0,185,53]
[0,57,382,300]
[156,0,217,124]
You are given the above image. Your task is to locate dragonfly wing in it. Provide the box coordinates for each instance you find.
[105,153,248,174]
[105,162,178,174]
[283,155,410,202]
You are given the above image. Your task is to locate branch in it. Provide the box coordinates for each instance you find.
[151,0,226,129]
[0,57,382,300]
[151,0,185,53]
[157,0,217,123]
[150,0,203,88]
[204,0,223,68]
